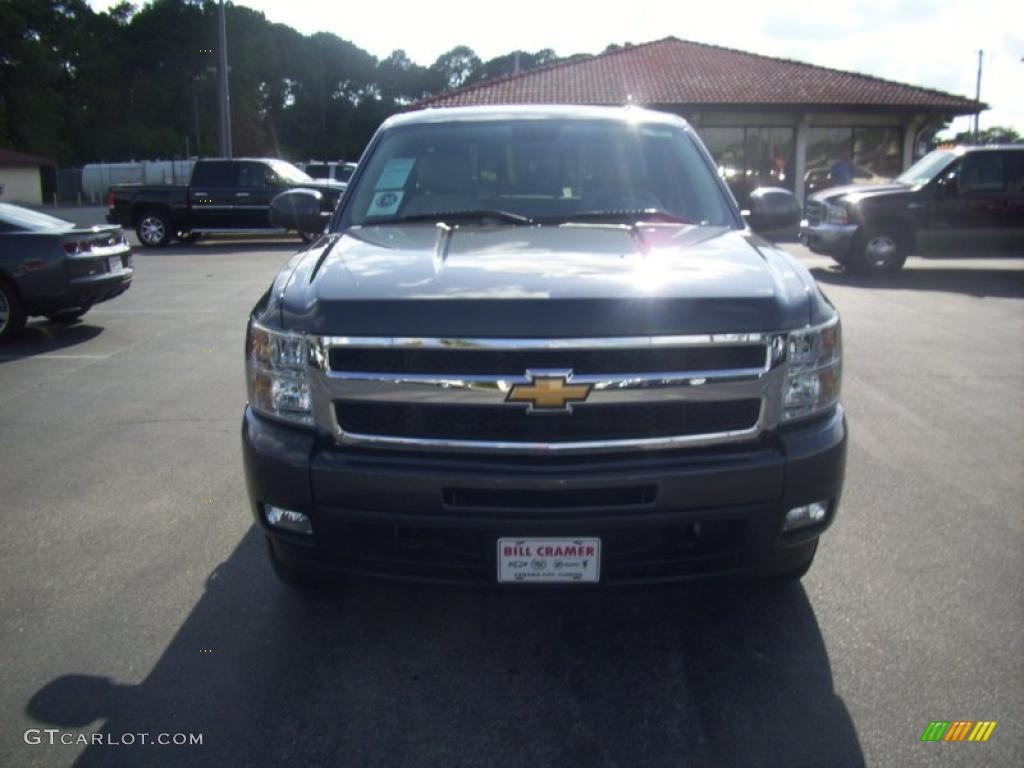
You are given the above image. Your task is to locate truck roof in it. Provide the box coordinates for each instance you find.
[943,144,1024,153]
[383,104,691,131]
[193,157,299,163]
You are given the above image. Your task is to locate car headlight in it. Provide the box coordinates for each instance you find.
[824,203,849,226]
[781,317,841,422]
[247,321,313,426]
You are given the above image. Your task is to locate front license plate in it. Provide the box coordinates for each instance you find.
[497,538,600,584]
[108,256,121,273]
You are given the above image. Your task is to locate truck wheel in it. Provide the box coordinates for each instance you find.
[136,210,172,248]
[851,227,907,275]
[265,537,332,590]
[0,279,27,343]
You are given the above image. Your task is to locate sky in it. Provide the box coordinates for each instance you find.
[90,0,1024,136]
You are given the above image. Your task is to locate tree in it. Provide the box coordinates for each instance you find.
[430,45,481,91]
[377,49,433,104]
[1,0,639,166]
[467,48,560,85]
[951,126,1022,145]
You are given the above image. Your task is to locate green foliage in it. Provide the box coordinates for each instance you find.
[431,46,482,90]
[0,0,581,166]
[950,126,1022,145]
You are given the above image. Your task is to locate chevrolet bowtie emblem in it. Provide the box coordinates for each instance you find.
[506,373,591,412]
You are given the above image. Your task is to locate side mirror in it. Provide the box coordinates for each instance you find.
[270,189,330,233]
[745,187,801,239]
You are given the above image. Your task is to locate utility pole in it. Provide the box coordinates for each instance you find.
[973,49,983,141]
[217,0,232,158]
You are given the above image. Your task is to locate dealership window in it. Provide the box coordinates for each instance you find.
[699,126,794,206]
[805,126,903,196]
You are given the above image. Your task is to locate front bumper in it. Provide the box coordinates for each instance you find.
[801,222,859,259]
[242,403,847,586]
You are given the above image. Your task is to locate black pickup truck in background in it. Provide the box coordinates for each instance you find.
[802,145,1024,273]
[106,158,345,247]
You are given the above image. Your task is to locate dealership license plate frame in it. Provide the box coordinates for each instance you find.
[496,537,601,584]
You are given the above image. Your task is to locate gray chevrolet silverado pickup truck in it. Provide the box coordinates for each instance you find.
[243,105,846,589]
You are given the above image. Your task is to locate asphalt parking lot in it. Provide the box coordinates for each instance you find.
[0,235,1021,768]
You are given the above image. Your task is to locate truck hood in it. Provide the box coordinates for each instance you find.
[810,183,908,204]
[276,224,826,336]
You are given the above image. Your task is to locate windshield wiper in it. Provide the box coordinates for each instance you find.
[539,209,692,225]
[389,209,533,225]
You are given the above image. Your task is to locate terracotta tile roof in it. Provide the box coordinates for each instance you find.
[0,148,55,167]
[417,37,981,114]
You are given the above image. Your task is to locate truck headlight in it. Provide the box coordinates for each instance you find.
[781,317,841,422]
[247,321,313,426]
[824,203,849,225]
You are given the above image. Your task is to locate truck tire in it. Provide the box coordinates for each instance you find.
[0,279,27,342]
[136,209,173,248]
[851,226,908,275]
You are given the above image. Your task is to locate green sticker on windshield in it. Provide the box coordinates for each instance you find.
[375,158,415,191]
[367,190,403,217]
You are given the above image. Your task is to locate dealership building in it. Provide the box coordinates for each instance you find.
[417,37,981,204]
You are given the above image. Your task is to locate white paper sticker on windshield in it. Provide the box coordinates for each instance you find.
[367,190,404,217]
[375,158,415,190]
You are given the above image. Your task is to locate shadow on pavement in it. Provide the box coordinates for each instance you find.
[811,263,1024,299]
[28,527,864,768]
[0,322,103,363]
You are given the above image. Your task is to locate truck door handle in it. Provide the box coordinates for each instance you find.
[236,192,251,197]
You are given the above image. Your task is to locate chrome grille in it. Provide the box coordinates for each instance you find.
[334,399,762,443]
[309,335,786,454]
[327,345,766,376]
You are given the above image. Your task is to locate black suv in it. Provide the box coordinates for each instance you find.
[802,145,1024,273]
[245,105,846,589]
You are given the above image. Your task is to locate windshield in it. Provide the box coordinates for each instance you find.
[895,150,956,186]
[344,119,734,227]
[269,160,314,184]
[0,202,74,231]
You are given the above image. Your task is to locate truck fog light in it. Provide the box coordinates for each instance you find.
[263,504,312,535]
[783,501,828,531]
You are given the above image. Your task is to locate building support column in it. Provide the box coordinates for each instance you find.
[794,115,810,206]
[901,114,926,171]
